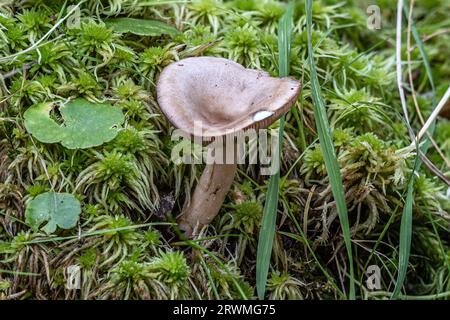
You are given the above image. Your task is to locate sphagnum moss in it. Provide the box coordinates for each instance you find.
[0,0,449,300]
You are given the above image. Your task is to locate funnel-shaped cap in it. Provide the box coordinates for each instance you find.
[157,57,300,139]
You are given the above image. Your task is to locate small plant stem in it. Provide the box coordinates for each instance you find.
[413,86,450,145]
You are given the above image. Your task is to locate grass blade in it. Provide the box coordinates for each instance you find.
[391,158,417,299]
[305,0,355,299]
[392,1,438,299]
[0,269,40,276]
[404,4,435,109]
[391,0,415,295]
[256,1,294,300]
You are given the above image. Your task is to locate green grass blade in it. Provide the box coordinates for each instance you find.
[256,1,294,300]
[305,0,355,299]
[0,269,40,276]
[185,240,248,299]
[392,156,419,298]
[256,156,282,299]
[392,3,438,299]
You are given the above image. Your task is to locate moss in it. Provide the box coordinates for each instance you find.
[0,0,448,300]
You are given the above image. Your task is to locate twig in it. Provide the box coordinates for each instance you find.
[396,0,415,141]
[413,86,450,145]
[419,153,450,186]
[406,0,423,124]
[408,28,450,53]
[399,0,449,186]
[406,1,450,169]
[0,63,33,80]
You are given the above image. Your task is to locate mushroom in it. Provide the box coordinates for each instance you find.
[157,57,300,237]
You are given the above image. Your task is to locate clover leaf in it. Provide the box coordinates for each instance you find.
[25,192,81,234]
[105,18,179,37]
[24,98,124,149]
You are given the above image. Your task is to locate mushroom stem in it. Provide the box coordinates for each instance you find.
[178,162,237,237]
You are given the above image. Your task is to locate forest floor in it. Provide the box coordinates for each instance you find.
[0,0,449,300]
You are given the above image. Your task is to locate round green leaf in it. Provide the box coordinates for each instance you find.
[25,192,81,234]
[24,98,124,149]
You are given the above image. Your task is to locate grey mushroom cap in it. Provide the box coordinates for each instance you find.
[156,56,301,139]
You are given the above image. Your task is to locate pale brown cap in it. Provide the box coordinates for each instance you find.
[156,57,300,139]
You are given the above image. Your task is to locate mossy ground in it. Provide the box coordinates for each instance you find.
[0,0,449,299]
